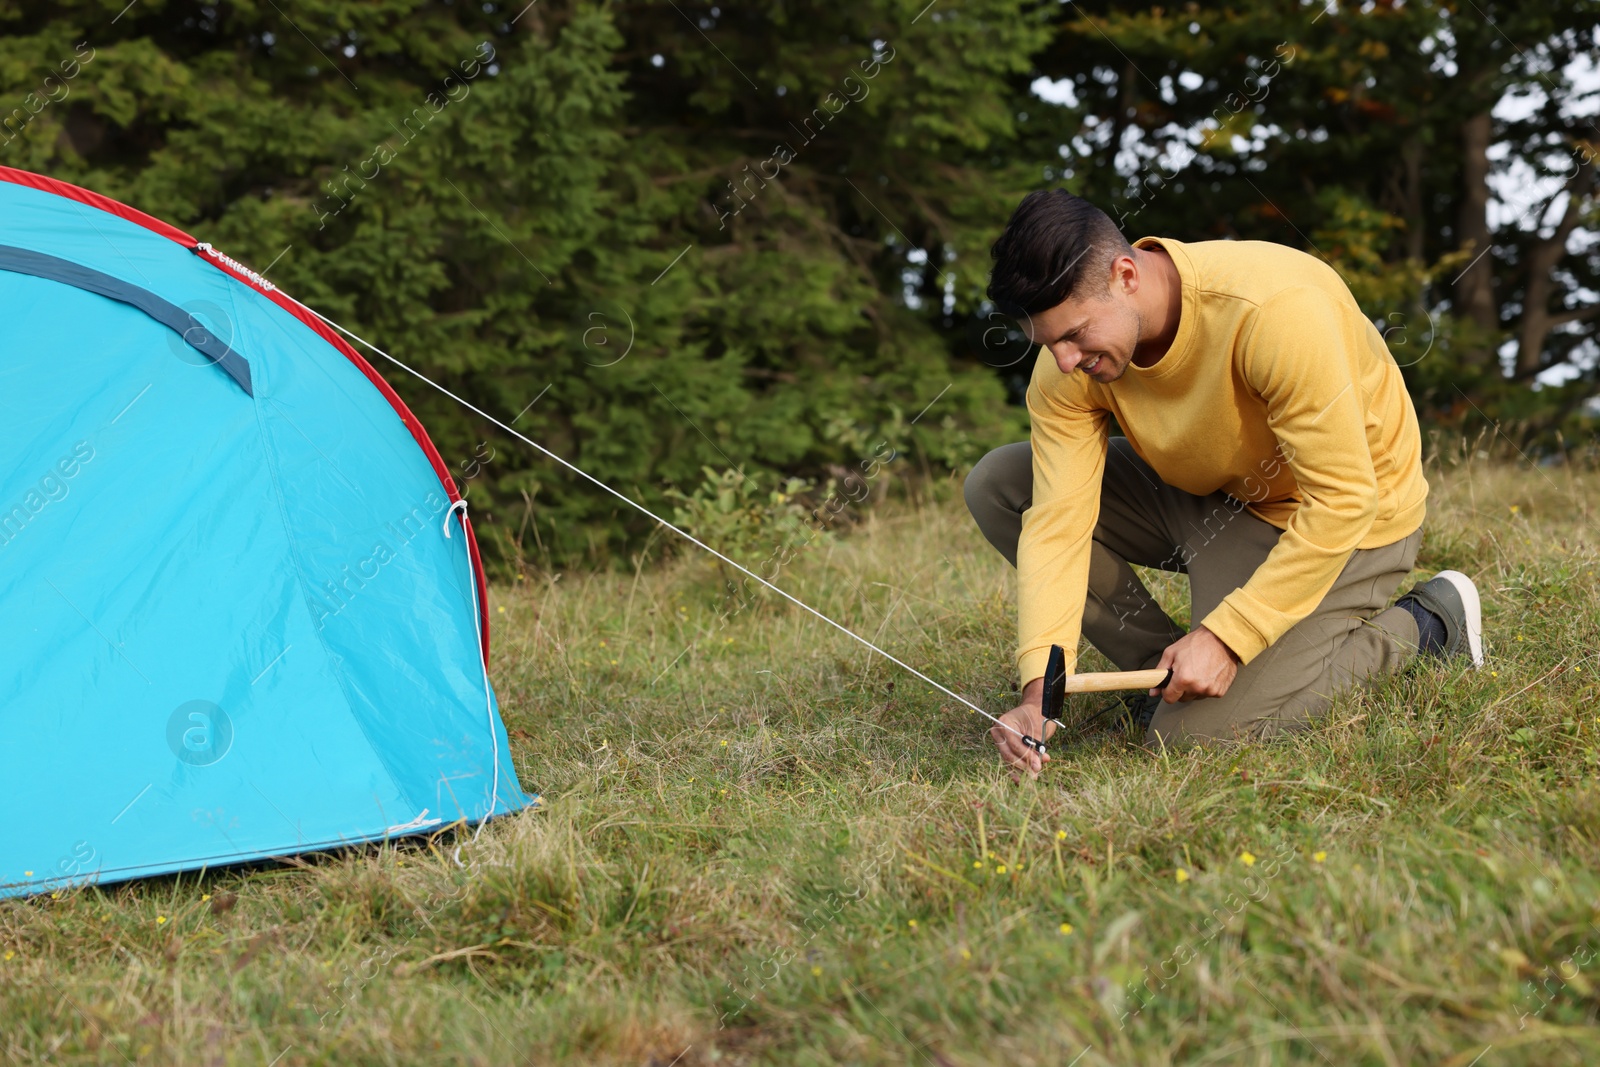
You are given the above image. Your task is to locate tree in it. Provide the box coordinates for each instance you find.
[1030,0,1600,441]
[0,0,1048,566]
[3,0,1596,573]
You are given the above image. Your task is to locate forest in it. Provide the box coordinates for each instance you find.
[2,0,1595,565]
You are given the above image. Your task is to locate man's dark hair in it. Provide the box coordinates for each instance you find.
[986,190,1134,316]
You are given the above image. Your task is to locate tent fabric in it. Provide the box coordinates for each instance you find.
[0,243,255,395]
[0,166,534,898]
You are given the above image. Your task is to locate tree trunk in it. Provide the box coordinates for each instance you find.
[1514,166,1597,378]
[1109,57,1136,185]
[1455,112,1498,354]
[1401,135,1425,263]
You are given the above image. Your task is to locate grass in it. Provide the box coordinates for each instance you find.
[5,453,1600,1065]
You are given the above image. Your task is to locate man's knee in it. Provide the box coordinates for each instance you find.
[961,456,993,519]
[963,442,1030,520]
[1140,644,1333,749]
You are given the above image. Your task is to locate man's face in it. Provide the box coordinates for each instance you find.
[1024,264,1142,383]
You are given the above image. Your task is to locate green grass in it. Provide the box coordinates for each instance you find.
[6,455,1600,1065]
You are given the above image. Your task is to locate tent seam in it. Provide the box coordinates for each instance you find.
[246,353,414,820]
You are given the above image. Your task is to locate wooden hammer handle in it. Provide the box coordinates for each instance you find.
[1059,668,1171,695]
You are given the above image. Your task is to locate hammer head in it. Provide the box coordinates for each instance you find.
[1041,643,1068,724]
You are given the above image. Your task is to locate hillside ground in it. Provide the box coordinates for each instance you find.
[5,453,1600,1066]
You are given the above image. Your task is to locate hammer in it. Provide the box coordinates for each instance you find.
[1056,667,1172,695]
[1021,645,1171,756]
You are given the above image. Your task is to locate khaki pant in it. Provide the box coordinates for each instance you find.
[963,439,1422,747]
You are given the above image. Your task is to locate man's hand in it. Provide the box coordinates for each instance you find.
[1152,625,1240,704]
[990,677,1051,779]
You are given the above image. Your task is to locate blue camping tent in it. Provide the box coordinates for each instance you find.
[0,166,534,897]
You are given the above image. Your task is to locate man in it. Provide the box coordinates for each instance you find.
[966,190,1483,774]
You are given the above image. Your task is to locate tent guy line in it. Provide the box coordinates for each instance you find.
[278,294,1031,747]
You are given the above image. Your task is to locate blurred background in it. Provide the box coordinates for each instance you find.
[4,0,1595,568]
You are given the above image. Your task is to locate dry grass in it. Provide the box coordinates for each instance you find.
[4,454,1600,1065]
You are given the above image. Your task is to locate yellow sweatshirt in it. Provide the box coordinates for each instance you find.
[1017,236,1427,685]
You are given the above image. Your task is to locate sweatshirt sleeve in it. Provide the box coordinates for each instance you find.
[1199,286,1380,663]
[1016,359,1110,686]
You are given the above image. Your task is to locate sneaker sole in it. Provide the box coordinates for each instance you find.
[1434,569,1484,667]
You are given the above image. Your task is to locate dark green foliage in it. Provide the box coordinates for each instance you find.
[2,0,1595,569]
[1048,0,1600,448]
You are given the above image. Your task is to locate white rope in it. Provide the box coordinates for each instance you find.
[385,809,444,835]
[282,295,1025,744]
[443,497,503,837]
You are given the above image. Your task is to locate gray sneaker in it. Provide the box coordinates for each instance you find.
[1115,692,1162,737]
[1397,569,1485,666]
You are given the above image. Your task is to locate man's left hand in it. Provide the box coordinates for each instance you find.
[1152,625,1240,704]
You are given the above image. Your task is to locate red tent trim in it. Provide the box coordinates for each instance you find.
[0,165,492,661]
